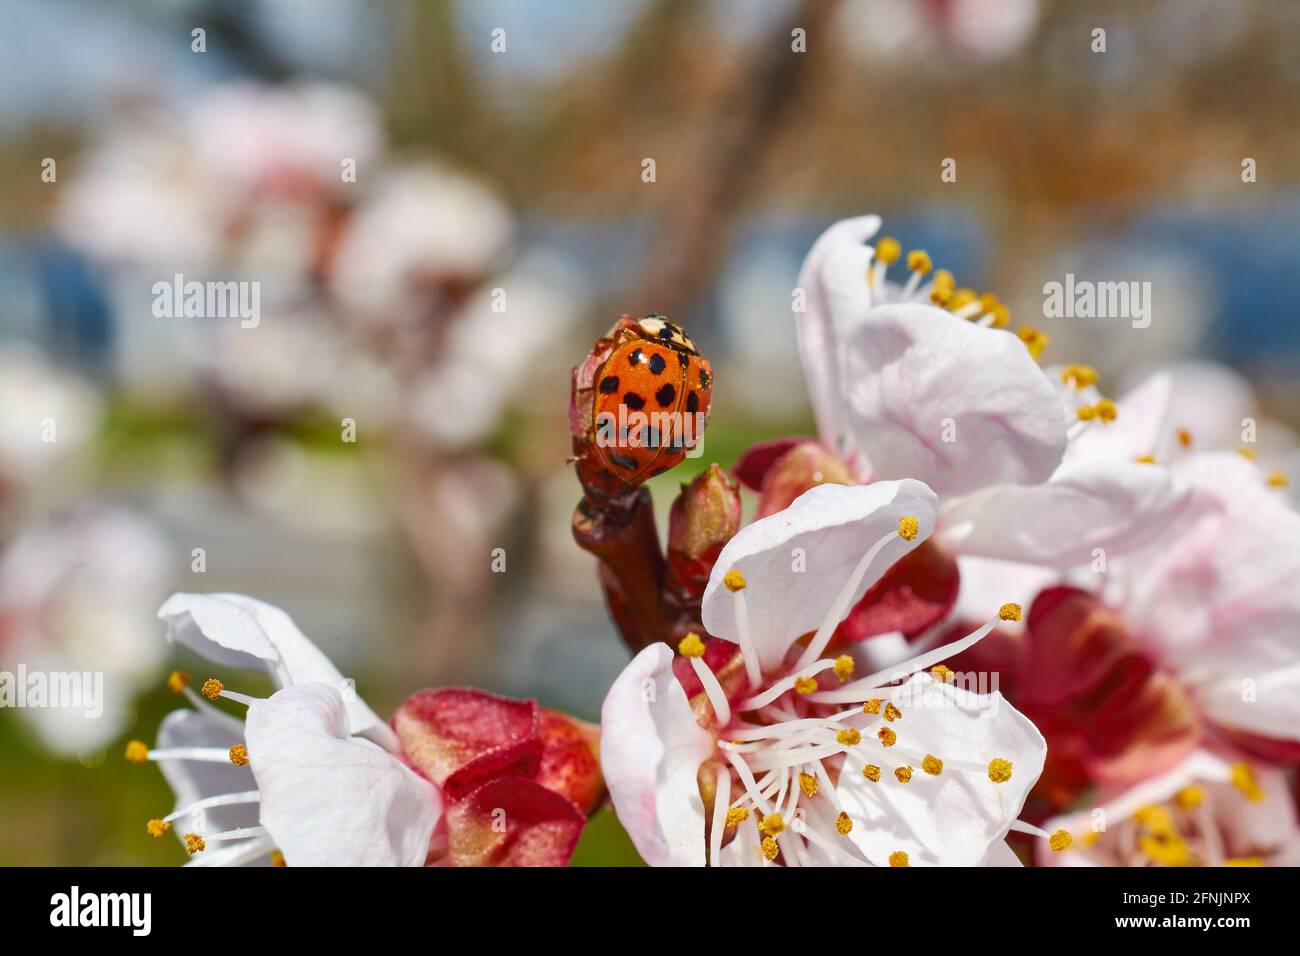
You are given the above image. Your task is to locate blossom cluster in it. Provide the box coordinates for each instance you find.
[122,214,1297,868]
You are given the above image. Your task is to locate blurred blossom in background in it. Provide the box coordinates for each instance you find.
[0,0,1298,864]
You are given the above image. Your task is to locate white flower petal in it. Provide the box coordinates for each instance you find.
[156,707,260,842]
[1124,453,1300,677]
[938,460,1191,568]
[1063,372,1172,466]
[836,674,1045,866]
[158,593,393,747]
[1120,360,1258,453]
[1195,665,1300,744]
[981,840,1024,866]
[794,215,881,449]
[701,480,937,672]
[600,643,714,867]
[953,555,1058,633]
[244,684,440,867]
[839,303,1067,496]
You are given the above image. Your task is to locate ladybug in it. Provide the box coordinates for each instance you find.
[588,314,713,482]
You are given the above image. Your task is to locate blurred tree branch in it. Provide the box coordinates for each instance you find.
[633,0,842,316]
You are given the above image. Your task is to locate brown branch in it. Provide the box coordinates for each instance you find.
[634,0,842,314]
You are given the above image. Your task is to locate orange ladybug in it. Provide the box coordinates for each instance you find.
[583,314,713,482]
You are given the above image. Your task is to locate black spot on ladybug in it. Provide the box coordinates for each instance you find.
[658,326,675,340]
[599,375,619,394]
[677,350,689,367]
[699,369,710,388]
[648,353,666,375]
[686,391,699,413]
[609,453,639,471]
[624,392,646,410]
[629,348,644,367]
[655,384,676,407]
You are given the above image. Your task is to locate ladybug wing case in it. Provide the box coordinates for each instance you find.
[591,340,712,482]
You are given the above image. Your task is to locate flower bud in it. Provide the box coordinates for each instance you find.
[666,464,741,598]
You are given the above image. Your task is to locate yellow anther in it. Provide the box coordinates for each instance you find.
[922,754,944,776]
[1076,404,1098,422]
[877,727,897,747]
[271,850,287,867]
[725,806,750,827]
[1135,454,1157,464]
[1138,831,1192,866]
[1174,785,1205,810]
[951,288,978,311]
[677,632,706,658]
[998,603,1022,622]
[723,569,747,592]
[979,292,1000,312]
[759,812,785,837]
[184,833,206,854]
[1018,326,1049,359]
[1095,398,1117,422]
[1231,763,1264,802]
[1061,364,1098,388]
[125,740,149,764]
[987,758,1013,783]
[883,702,902,722]
[863,698,882,715]
[863,764,882,782]
[798,772,819,797]
[1134,804,1176,833]
[1083,830,1102,847]
[167,670,191,694]
[200,678,224,701]
[1237,446,1257,461]
[761,836,780,861]
[1267,471,1289,488]
[930,664,954,684]
[895,765,913,783]
[889,851,910,867]
[875,236,901,266]
[930,269,956,305]
[794,676,819,695]
[146,819,170,838]
[989,303,1011,328]
[837,727,862,746]
[1176,428,1193,448]
[898,515,919,540]
[836,811,854,835]
[1049,830,1073,852]
[229,744,249,767]
[906,249,932,275]
[1224,857,1263,867]
[833,655,855,682]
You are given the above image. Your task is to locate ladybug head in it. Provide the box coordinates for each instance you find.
[634,314,697,355]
